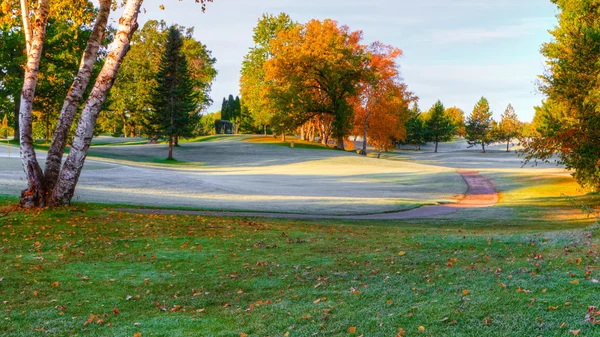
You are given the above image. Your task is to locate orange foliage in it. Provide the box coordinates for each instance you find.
[352,42,414,153]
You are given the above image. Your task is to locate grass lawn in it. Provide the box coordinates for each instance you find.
[1,200,600,336]
[244,135,336,151]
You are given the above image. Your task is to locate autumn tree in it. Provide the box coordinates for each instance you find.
[404,103,426,150]
[424,100,455,153]
[0,114,9,138]
[522,0,600,190]
[465,97,494,153]
[265,19,368,150]
[351,42,413,155]
[240,13,296,136]
[0,0,214,208]
[145,26,199,160]
[492,104,521,152]
[445,106,466,137]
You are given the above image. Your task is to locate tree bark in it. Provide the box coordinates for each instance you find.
[434,136,439,153]
[300,125,305,141]
[482,143,486,153]
[20,0,33,55]
[168,136,174,159]
[13,95,21,143]
[263,125,267,137]
[361,113,370,155]
[506,140,510,152]
[19,0,51,208]
[49,0,143,206]
[336,135,345,150]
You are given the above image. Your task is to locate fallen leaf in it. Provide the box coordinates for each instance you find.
[418,326,425,332]
[348,326,357,333]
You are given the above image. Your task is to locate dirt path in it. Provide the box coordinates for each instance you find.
[117,170,498,220]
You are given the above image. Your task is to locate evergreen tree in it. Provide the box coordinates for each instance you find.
[465,97,494,153]
[404,104,426,151]
[146,26,199,160]
[424,100,455,153]
[234,96,241,120]
[220,97,229,121]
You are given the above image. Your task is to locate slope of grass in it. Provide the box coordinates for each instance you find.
[244,135,336,151]
[1,203,599,336]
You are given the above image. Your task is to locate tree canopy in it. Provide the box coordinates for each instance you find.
[522,0,600,190]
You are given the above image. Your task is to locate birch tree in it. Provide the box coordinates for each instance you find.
[0,0,214,208]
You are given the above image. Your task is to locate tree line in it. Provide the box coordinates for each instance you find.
[238,13,529,156]
[404,97,525,153]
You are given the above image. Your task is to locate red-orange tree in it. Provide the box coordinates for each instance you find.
[265,19,367,150]
[352,42,414,155]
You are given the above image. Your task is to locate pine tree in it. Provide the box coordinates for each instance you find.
[424,100,455,153]
[146,26,199,160]
[404,104,426,151]
[220,97,229,121]
[234,96,241,120]
[465,97,494,153]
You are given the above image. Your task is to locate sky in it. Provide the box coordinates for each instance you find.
[112,0,559,122]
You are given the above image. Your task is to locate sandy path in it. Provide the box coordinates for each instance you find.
[117,170,498,220]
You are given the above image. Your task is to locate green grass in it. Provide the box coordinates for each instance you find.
[1,202,599,336]
[90,140,150,147]
[244,136,337,151]
[85,149,205,167]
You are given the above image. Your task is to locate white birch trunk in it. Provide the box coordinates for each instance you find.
[44,0,111,190]
[19,0,50,208]
[50,0,143,206]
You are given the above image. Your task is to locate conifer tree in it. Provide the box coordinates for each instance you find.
[405,104,426,151]
[146,26,199,160]
[424,100,455,153]
[465,97,494,153]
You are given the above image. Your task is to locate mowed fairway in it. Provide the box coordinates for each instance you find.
[0,136,466,215]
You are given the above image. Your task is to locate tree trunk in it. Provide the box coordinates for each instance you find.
[336,135,345,150]
[506,140,510,152]
[263,125,267,137]
[281,132,285,142]
[361,113,369,155]
[174,136,179,146]
[19,0,51,208]
[168,136,174,160]
[49,0,143,206]
[13,95,20,143]
[482,143,486,153]
[300,125,305,141]
[434,136,439,153]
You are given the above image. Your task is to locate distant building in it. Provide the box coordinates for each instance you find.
[215,120,234,134]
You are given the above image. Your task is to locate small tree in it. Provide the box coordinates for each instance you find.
[465,97,494,153]
[493,104,522,152]
[424,100,455,153]
[146,26,199,160]
[404,104,426,150]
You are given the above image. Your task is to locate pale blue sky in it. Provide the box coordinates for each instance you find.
[116,0,558,121]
